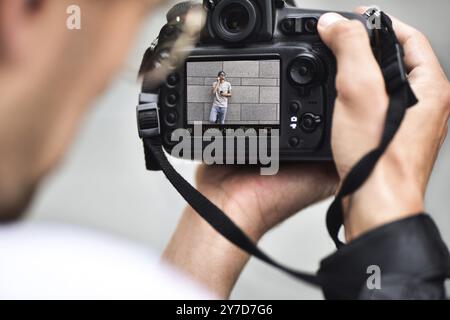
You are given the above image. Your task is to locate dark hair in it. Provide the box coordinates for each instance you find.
[218,71,226,77]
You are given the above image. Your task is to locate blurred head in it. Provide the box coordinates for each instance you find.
[0,0,161,220]
[218,71,226,80]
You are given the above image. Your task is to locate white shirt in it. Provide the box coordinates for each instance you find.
[0,222,214,299]
[213,81,232,108]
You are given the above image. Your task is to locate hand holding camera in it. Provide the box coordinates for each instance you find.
[319,9,450,241]
[163,6,449,298]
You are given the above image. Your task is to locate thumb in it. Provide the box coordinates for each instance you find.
[317,13,389,179]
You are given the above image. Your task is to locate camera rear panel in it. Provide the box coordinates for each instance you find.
[157,4,367,162]
[159,46,335,161]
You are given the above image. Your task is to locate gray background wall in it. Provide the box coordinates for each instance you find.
[27,0,450,299]
[187,60,280,124]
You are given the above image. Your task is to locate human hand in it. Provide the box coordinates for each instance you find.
[164,162,337,297]
[317,10,450,241]
[194,163,338,239]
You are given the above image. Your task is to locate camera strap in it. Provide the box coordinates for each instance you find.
[136,9,417,289]
[142,134,322,286]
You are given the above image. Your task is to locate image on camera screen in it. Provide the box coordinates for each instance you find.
[186,59,280,126]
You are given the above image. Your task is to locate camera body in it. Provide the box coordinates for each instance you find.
[157,0,370,162]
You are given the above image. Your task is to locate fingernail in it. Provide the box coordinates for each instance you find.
[319,12,346,28]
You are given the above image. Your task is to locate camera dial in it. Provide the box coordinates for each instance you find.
[300,113,322,133]
[288,52,325,86]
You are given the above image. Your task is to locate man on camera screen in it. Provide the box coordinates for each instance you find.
[210,71,232,124]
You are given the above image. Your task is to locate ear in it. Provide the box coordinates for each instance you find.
[0,0,42,60]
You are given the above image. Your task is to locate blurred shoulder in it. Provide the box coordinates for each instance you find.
[0,222,213,299]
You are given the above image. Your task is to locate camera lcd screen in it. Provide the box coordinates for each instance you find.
[186,59,280,126]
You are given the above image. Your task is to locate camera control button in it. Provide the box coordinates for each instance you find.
[289,136,300,147]
[167,73,180,86]
[280,18,295,34]
[166,111,178,125]
[304,18,318,34]
[289,53,324,87]
[300,113,322,133]
[166,92,179,106]
[289,101,301,113]
[280,17,319,35]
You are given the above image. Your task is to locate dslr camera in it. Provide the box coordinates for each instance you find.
[146,0,375,162]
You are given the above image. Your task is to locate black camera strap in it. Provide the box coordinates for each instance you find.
[136,10,417,289]
[143,134,322,286]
